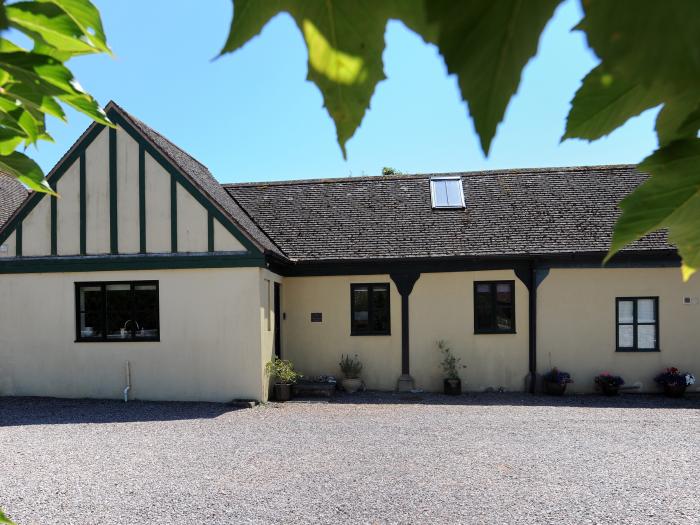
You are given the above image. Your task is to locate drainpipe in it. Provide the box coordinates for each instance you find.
[123,360,131,402]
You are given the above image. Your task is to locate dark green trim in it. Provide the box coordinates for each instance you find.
[207,211,214,252]
[139,144,146,253]
[15,222,22,256]
[170,176,178,252]
[109,126,118,254]
[0,123,105,247]
[50,194,57,255]
[106,110,261,256]
[0,253,264,274]
[79,152,86,255]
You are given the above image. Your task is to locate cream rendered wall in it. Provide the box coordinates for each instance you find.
[22,196,51,256]
[177,182,208,252]
[538,267,700,393]
[57,160,80,255]
[411,271,529,392]
[282,274,402,390]
[144,154,170,253]
[0,268,265,402]
[214,218,244,252]
[0,231,16,257]
[85,128,110,254]
[116,127,140,254]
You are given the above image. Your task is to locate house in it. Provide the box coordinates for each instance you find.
[0,102,697,402]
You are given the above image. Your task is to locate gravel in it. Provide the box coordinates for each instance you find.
[1,393,698,524]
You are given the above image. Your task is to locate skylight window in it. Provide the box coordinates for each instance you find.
[430,177,465,208]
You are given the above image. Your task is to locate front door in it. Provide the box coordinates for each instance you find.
[273,282,281,357]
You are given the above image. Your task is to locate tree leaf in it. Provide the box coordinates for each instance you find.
[6,1,97,55]
[607,139,700,278]
[564,65,662,141]
[425,0,561,155]
[39,0,111,53]
[221,0,407,157]
[0,508,15,525]
[655,91,700,147]
[0,150,55,193]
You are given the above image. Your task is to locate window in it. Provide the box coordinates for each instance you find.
[474,281,515,333]
[351,283,390,335]
[430,177,465,208]
[75,281,160,342]
[616,297,659,351]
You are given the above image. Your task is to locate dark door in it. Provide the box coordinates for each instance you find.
[273,282,281,357]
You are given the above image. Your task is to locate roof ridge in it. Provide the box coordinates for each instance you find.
[222,163,639,188]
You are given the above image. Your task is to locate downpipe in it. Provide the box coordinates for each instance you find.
[123,360,131,402]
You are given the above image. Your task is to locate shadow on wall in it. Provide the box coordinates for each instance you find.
[326,391,700,410]
[0,397,241,427]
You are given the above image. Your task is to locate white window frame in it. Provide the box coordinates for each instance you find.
[430,176,465,209]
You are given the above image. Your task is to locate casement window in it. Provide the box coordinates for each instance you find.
[75,281,160,342]
[474,281,515,334]
[430,177,465,208]
[351,283,391,335]
[616,297,659,351]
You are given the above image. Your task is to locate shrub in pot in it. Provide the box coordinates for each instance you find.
[594,372,625,396]
[265,357,301,402]
[438,340,466,395]
[542,367,573,395]
[654,367,695,398]
[339,354,363,393]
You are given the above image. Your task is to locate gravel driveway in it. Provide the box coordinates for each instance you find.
[1,393,698,524]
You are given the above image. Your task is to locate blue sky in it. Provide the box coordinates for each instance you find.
[30,0,660,183]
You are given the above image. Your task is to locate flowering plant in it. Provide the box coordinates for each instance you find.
[595,372,625,388]
[654,367,696,387]
[542,367,573,385]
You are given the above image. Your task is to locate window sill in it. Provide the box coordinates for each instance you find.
[75,338,160,343]
[350,332,391,337]
[615,348,660,353]
[474,330,516,335]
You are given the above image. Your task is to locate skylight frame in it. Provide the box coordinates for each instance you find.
[430,176,466,209]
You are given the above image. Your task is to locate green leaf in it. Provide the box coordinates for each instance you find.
[0,129,25,154]
[58,91,111,126]
[426,0,561,155]
[564,65,663,141]
[578,0,700,94]
[221,0,413,157]
[6,1,97,55]
[0,88,67,121]
[39,0,111,53]
[607,139,700,278]
[0,508,15,525]
[656,92,700,147]
[0,150,55,193]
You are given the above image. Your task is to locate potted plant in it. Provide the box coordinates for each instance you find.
[438,340,466,395]
[542,367,573,395]
[265,357,301,402]
[339,354,363,393]
[654,367,696,398]
[594,372,625,396]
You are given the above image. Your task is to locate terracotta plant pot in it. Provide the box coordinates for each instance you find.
[663,384,687,398]
[342,378,362,393]
[444,378,461,395]
[543,381,567,396]
[273,383,292,402]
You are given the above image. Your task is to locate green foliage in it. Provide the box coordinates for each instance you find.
[222,0,700,278]
[338,353,362,379]
[265,357,301,384]
[381,166,402,176]
[0,0,111,193]
[0,508,14,525]
[437,340,464,380]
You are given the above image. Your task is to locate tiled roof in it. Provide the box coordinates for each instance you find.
[108,102,283,257]
[0,174,28,229]
[225,165,671,262]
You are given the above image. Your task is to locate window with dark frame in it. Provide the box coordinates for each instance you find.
[351,283,390,335]
[616,297,659,351]
[75,281,160,342]
[474,281,515,333]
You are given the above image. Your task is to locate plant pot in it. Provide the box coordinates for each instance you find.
[444,378,461,395]
[543,380,567,396]
[342,378,362,393]
[663,384,687,398]
[600,384,620,397]
[273,383,292,402]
